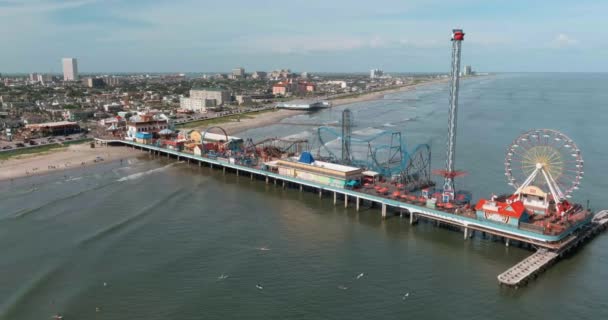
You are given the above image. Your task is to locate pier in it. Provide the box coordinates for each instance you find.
[498,210,608,287]
[97,139,608,287]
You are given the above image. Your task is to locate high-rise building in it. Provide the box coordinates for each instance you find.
[251,71,267,80]
[83,77,105,88]
[232,67,245,78]
[62,58,79,81]
[464,65,473,76]
[29,73,39,82]
[370,68,383,79]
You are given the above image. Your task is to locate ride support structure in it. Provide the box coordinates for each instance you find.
[442,29,465,201]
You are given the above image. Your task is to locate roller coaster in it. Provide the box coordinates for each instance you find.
[314,123,433,191]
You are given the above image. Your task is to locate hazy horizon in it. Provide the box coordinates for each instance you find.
[1,0,606,73]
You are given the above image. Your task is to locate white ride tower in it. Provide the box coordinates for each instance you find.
[442,29,465,202]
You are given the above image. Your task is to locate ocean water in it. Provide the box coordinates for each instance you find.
[1,73,607,320]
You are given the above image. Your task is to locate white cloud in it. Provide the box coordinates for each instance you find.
[553,33,578,48]
[0,0,98,17]
[244,35,391,54]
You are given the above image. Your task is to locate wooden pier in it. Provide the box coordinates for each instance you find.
[98,139,608,287]
[498,210,608,288]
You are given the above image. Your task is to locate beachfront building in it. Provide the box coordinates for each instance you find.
[272,82,289,96]
[190,88,231,106]
[179,97,214,112]
[271,152,364,188]
[297,81,316,94]
[25,121,81,136]
[126,114,169,140]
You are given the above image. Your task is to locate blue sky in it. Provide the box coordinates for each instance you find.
[0,0,606,73]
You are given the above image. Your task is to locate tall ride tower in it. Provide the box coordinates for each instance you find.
[341,108,352,164]
[442,29,465,201]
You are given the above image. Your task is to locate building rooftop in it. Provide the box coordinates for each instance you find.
[191,87,228,92]
[25,121,78,128]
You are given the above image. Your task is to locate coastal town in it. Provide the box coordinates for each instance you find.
[3,33,603,292]
[0,61,459,151]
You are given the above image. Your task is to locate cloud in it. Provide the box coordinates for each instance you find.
[0,0,98,16]
[553,33,578,48]
[244,35,392,54]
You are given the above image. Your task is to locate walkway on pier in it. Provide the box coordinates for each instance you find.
[498,210,608,287]
[497,249,558,287]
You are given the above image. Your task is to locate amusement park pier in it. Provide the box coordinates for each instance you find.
[95,29,607,288]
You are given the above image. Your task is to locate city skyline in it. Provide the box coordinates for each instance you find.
[1,0,607,73]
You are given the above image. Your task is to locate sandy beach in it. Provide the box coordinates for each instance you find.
[0,77,450,181]
[0,143,140,181]
[213,78,449,135]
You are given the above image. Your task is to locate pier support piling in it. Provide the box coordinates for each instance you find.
[410,212,416,225]
[319,188,322,198]
[300,185,303,192]
[356,197,360,211]
[223,167,226,175]
[381,203,387,219]
[265,176,269,184]
[282,180,285,189]
[505,239,510,247]
[333,192,337,205]
[344,194,348,208]
[251,173,254,181]
[464,227,469,240]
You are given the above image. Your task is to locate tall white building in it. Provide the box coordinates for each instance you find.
[62,58,79,81]
[370,68,383,79]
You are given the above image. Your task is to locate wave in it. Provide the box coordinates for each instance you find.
[117,162,180,182]
[0,262,62,318]
[383,123,396,127]
[78,188,186,246]
[7,182,115,220]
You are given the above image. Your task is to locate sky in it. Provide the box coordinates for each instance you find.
[0,0,607,73]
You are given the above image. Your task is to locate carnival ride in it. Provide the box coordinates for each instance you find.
[314,109,433,191]
[505,129,584,214]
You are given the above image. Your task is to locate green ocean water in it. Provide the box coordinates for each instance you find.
[1,73,607,320]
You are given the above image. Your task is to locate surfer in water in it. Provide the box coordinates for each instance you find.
[256,284,263,290]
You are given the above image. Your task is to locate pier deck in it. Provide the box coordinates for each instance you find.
[497,249,558,286]
[498,210,608,287]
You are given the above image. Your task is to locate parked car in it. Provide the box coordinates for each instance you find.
[15,143,25,148]
[2,145,12,150]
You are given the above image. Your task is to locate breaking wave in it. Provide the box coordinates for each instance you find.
[117,162,180,182]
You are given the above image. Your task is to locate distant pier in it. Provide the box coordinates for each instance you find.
[97,139,608,288]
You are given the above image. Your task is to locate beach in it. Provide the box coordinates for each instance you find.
[0,77,449,181]
[213,77,449,135]
[0,143,140,181]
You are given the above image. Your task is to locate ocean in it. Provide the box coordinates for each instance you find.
[1,73,607,319]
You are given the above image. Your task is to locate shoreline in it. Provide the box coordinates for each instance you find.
[0,77,452,181]
[0,143,140,182]
[221,77,450,135]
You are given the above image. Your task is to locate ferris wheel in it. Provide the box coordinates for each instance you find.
[505,129,584,200]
